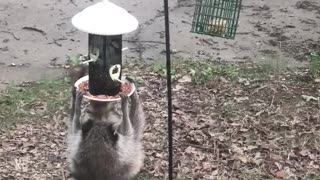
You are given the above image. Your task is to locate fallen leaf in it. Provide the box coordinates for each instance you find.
[299,149,309,157]
[231,144,244,154]
[178,75,192,83]
[219,77,229,83]
[173,84,184,91]
[274,170,286,178]
[236,155,248,163]
[302,95,319,102]
[238,78,250,85]
[234,96,249,103]
[212,169,219,176]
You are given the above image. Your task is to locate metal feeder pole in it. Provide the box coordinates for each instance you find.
[88,34,122,96]
[163,0,173,179]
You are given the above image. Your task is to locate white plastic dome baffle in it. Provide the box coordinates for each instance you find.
[71,0,139,35]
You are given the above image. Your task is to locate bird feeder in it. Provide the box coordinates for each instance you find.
[191,0,242,39]
[71,0,138,97]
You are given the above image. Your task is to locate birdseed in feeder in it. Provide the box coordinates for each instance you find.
[78,80,132,100]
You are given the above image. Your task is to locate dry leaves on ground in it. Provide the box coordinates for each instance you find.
[0,67,320,180]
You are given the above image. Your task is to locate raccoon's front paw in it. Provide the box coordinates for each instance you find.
[120,94,129,106]
[76,91,85,101]
[120,93,128,100]
[125,76,136,85]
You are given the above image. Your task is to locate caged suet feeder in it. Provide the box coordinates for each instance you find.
[71,0,138,100]
[191,0,242,39]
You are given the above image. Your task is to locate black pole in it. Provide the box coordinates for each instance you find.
[163,0,173,179]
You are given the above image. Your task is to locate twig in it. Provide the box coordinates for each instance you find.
[22,26,46,36]
[70,0,78,6]
[217,99,226,107]
[66,29,78,35]
[55,37,67,41]
[1,31,20,40]
[176,141,215,151]
[251,85,268,95]
[48,38,68,47]
[256,95,275,116]
[62,168,66,180]
[8,168,32,175]
[255,110,264,116]
[269,95,275,108]
[61,16,72,20]
[201,39,216,46]
[123,39,165,44]
[252,123,268,135]
[53,41,62,47]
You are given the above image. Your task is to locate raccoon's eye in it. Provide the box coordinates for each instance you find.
[82,119,93,137]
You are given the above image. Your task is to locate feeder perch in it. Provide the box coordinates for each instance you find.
[71,0,139,96]
[191,0,242,39]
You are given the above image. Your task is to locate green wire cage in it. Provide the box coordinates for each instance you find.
[191,0,242,39]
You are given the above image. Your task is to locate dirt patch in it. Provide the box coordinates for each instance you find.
[283,39,320,61]
[296,1,320,14]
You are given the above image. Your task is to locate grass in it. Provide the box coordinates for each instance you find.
[0,79,70,128]
[148,59,286,85]
[310,51,320,78]
[187,61,239,84]
[303,175,320,180]
[149,59,239,84]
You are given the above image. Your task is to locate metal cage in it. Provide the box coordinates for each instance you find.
[191,0,242,39]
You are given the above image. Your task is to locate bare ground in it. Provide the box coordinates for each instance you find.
[0,62,319,179]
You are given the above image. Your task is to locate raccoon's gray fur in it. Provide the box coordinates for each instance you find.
[67,80,145,180]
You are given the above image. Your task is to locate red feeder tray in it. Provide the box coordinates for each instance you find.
[74,75,135,102]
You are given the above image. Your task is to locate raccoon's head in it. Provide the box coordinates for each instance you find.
[81,119,119,146]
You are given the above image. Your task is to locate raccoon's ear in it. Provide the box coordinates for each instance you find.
[82,119,93,137]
